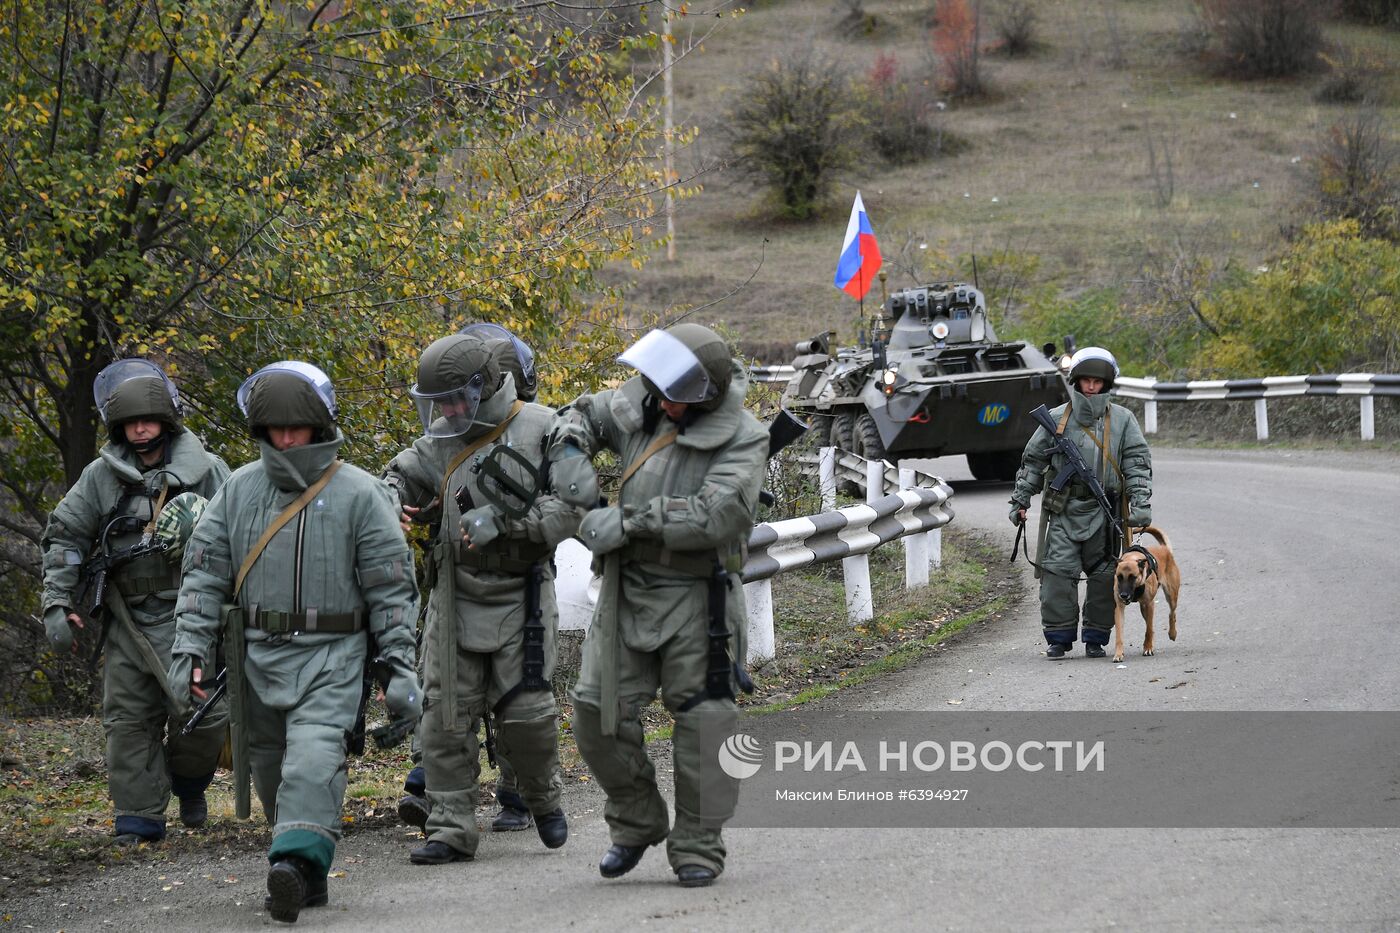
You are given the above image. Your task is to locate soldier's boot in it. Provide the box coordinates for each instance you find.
[599,842,657,879]
[397,765,429,832]
[676,865,717,888]
[265,856,327,923]
[171,771,214,829]
[409,840,471,865]
[535,808,568,849]
[112,815,165,846]
[490,793,533,832]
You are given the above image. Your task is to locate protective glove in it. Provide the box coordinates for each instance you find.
[384,664,423,723]
[1128,502,1152,527]
[551,443,599,509]
[460,505,503,550]
[579,506,627,555]
[44,605,75,652]
[1008,503,1028,527]
[167,653,199,713]
[154,492,209,564]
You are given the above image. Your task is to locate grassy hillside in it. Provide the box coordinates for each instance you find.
[613,0,1400,362]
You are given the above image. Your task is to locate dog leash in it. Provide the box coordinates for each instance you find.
[1010,517,1126,582]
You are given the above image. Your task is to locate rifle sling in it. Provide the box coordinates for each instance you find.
[234,460,342,600]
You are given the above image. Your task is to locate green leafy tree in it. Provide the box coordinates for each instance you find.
[0,0,665,708]
[1194,220,1400,375]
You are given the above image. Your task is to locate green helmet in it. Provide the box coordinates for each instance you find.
[237,361,337,437]
[621,322,734,412]
[409,334,502,438]
[92,359,184,445]
[1068,346,1120,391]
[460,322,537,402]
[414,334,502,398]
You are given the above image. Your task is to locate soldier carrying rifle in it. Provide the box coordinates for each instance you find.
[39,359,230,845]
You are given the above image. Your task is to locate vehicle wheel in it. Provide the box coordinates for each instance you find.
[967,451,1020,482]
[853,413,887,462]
[831,411,856,452]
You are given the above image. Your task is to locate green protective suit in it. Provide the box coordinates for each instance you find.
[172,431,418,876]
[383,376,579,857]
[552,363,767,876]
[40,432,230,837]
[1010,389,1152,645]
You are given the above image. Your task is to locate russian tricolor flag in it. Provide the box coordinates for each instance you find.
[833,191,882,302]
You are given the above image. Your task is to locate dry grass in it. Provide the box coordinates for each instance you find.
[622,0,1400,355]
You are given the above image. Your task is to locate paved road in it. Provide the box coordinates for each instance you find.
[13,448,1400,931]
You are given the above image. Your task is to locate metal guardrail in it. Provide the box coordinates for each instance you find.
[743,487,953,583]
[1115,374,1400,400]
[1116,374,1396,440]
[555,447,955,664]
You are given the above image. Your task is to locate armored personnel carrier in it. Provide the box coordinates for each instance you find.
[781,282,1070,481]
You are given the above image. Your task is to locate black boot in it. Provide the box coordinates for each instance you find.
[535,808,568,849]
[599,841,657,879]
[491,804,533,832]
[409,840,470,865]
[178,793,208,828]
[397,793,429,832]
[675,864,717,888]
[1085,643,1106,659]
[1045,643,1069,660]
[265,857,326,923]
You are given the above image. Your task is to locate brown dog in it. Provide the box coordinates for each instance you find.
[1112,525,1180,662]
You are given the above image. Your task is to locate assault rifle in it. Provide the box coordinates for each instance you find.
[1027,403,1122,563]
[350,654,418,754]
[180,669,227,736]
[82,535,170,664]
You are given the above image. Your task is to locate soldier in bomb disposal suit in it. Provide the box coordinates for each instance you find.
[40,359,229,845]
[549,323,767,887]
[170,361,420,923]
[384,332,578,866]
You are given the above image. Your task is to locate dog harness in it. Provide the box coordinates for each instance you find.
[1122,543,1159,601]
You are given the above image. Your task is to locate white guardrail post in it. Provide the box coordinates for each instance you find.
[839,460,884,625]
[744,578,775,663]
[1361,397,1375,441]
[900,467,929,589]
[1143,376,1158,434]
[819,445,836,511]
[1254,398,1269,441]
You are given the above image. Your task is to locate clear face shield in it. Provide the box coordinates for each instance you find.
[235,361,338,419]
[618,329,717,404]
[92,359,182,425]
[409,371,486,438]
[460,322,536,387]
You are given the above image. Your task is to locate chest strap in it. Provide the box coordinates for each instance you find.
[234,461,342,600]
[619,430,677,489]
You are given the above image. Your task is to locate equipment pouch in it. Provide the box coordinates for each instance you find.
[1041,468,1069,515]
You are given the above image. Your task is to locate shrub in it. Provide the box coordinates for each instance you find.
[726,51,862,220]
[1314,49,1384,105]
[1196,0,1326,79]
[932,0,985,98]
[1335,0,1400,28]
[990,0,1037,57]
[1303,109,1398,240]
[865,54,937,164]
[1196,220,1400,375]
